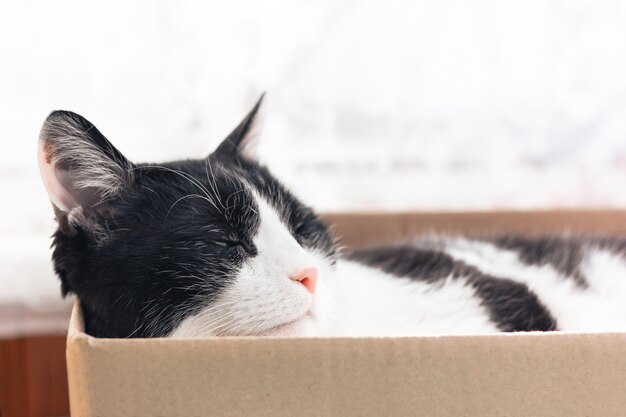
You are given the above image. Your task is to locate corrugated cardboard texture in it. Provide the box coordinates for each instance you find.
[67,211,626,416]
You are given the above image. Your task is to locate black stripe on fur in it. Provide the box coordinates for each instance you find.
[347,245,558,332]
[489,236,587,287]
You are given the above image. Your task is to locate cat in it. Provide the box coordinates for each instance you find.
[38,95,626,338]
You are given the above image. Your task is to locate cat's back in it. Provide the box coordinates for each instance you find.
[334,235,626,334]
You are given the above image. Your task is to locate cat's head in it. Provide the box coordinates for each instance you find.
[38,96,339,338]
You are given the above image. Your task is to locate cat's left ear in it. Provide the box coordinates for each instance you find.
[37,111,135,217]
[214,93,265,160]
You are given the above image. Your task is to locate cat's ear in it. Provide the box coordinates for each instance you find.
[38,111,134,217]
[214,93,265,159]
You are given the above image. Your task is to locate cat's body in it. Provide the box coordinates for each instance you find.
[38,97,626,338]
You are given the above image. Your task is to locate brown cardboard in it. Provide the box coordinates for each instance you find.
[323,209,626,247]
[66,211,626,417]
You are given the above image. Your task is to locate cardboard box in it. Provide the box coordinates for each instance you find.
[66,211,626,417]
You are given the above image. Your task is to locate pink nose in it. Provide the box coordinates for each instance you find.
[290,267,318,294]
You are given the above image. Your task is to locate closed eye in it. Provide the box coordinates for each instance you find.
[213,239,240,248]
[214,239,258,256]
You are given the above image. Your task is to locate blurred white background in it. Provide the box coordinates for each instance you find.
[2,0,626,322]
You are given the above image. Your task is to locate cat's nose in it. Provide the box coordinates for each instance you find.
[289,267,318,294]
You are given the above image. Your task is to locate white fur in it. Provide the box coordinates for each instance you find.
[314,260,498,336]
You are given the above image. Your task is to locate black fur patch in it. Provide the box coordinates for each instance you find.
[347,245,558,332]
[346,246,457,283]
[467,275,557,332]
[53,160,259,337]
[594,236,626,257]
[490,236,587,287]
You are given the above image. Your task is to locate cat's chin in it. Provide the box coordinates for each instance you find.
[257,311,317,337]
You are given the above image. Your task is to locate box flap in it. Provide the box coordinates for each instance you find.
[324,210,626,247]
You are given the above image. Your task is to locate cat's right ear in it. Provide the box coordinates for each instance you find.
[214,93,265,160]
[38,111,134,221]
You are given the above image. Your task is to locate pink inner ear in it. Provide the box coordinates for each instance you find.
[38,139,78,212]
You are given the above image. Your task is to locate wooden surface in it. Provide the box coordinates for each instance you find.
[0,303,72,339]
[0,335,69,417]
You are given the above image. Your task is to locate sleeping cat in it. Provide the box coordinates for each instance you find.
[38,96,626,338]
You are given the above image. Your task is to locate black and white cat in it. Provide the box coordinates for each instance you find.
[38,96,626,338]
